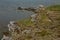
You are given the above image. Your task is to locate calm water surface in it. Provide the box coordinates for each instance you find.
[0,0,60,39]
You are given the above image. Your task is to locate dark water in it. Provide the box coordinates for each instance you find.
[0,0,60,39]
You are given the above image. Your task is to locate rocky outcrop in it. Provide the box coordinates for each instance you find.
[1,32,12,40]
[1,35,12,40]
[7,5,60,40]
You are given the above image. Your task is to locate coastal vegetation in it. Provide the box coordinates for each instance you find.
[46,5,60,11]
[9,5,60,40]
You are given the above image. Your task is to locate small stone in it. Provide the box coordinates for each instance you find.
[22,30,31,34]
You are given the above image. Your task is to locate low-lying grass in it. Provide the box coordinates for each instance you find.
[17,17,32,26]
[46,5,60,11]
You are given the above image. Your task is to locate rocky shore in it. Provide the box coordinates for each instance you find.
[1,5,60,40]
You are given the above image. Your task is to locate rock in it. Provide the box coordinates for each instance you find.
[17,7,23,10]
[31,14,37,22]
[8,21,18,32]
[1,32,12,40]
[1,35,12,40]
[22,29,31,34]
[39,5,44,8]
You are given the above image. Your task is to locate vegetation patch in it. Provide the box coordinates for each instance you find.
[46,5,60,11]
[17,17,32,26]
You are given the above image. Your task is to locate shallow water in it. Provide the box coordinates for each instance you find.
[0,0,60,39]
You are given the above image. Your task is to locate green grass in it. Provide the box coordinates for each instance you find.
[46,5,60,25]
[46,5,60,11]
[17,17,32,26]
[41,15,48,19]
